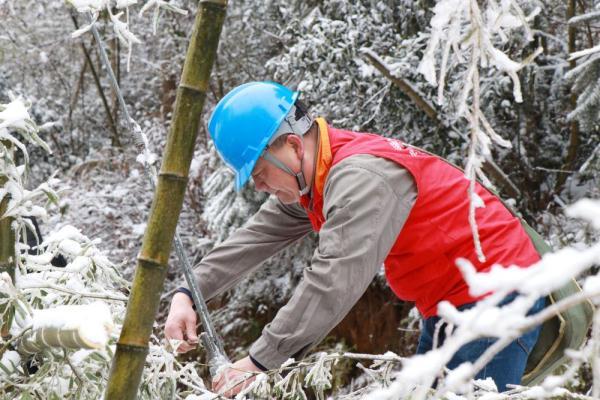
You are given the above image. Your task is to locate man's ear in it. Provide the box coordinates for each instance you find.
[286,134,304,158]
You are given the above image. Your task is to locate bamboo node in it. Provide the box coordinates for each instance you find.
[158,172,189,183]
[137,257,166,270]
[116,342,149,353]
[178,83,207,94]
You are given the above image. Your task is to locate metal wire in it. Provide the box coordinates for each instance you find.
[87,13,229,376]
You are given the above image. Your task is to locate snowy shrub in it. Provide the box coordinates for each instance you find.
[0,95,212,399]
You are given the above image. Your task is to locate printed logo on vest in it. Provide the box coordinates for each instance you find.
[386,138,404,151]
[408,148,419,157]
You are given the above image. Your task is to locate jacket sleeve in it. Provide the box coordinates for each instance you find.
[183,196,313,301]
[249,154,417,369]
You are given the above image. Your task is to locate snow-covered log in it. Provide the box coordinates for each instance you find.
[17,302,114,355]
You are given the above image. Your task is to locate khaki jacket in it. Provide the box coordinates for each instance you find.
[185,154,417,368]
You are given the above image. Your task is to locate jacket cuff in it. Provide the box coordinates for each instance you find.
[174,287,196,310]
[175,287,193,299]
[249,336,291,370]
[249,355,268,371]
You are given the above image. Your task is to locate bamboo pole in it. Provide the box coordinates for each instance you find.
[0,144,15,339]
[104,1,227,398]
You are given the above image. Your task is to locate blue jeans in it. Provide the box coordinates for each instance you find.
[416,294,546,392]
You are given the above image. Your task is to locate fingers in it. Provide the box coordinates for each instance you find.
[212,369,255,398]
[177,337,197,353]
[212,357,261,397]
[164,295,198,353]
[212,373,222,393]
[185,318,199,345]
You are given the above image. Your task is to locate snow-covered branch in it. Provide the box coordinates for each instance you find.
[0,89,205,399]
[68,0,187,70]
[417,0,542,262]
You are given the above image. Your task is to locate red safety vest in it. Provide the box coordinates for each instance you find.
[300,119,540,317]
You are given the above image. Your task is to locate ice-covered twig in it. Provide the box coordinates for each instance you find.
[568,10,600,26]
[68,1,188,71]
[304,352,335,400]
[416,0,543,262]
[569,44,600,61]
[19,282,127,302]
[234,373,270,399]
[578,142,600,175]
[466,43,487,263]
[0,96,51,167]
[139,0,188,35]
[87,14,159,186]
[373,199,600,399]
[361,48,522,199]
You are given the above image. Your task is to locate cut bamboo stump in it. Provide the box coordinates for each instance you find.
[17,302,114,355]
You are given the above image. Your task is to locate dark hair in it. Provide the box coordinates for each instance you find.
[269,99,314,149]
[294,99,309,120]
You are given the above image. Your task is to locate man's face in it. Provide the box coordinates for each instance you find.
[251,142,302,204]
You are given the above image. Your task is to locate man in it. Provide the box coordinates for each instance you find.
[165,81,545,395]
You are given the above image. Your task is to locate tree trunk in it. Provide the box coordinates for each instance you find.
[555,0,579,193]
[103,1,228,398]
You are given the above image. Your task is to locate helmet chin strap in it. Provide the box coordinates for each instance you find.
[261,148,310,197]
[260,103,313,196]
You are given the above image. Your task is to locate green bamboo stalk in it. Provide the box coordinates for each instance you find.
[104,1,227,398]
[0,146,16,339]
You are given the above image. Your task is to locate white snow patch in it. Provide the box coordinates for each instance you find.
[42,225,86,246]
[68,0,108,12]
[0,98,31,131]
[184,393,219,400]
[566,198,600,229]
[0,350,21,372]
[132,222,146,236]
[59,239,82,256]
[116,0,137,8]
[65,256,91,272]
[136,151,157,166]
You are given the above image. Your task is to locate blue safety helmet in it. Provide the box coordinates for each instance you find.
[208,81,300,191]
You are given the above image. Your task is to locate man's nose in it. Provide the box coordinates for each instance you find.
[253,177,267,192]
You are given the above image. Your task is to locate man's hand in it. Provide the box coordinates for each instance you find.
[212,356,262,397]
[164,292,198,353]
